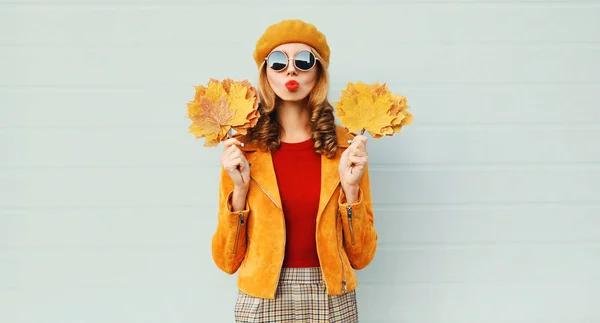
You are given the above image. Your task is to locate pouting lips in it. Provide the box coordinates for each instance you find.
[285,80,300,92]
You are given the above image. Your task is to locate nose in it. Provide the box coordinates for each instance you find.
[285,58,297,76]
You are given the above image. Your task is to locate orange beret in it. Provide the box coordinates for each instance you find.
[253,19,330,69]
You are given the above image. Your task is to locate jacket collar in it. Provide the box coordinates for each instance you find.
[240,126,355,217]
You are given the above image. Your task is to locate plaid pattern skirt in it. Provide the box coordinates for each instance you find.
[234,267,359,323]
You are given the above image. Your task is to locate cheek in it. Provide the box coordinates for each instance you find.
[266,69,285,88]
[266,70,277,87]
[304,70,318,85]
[301,70,318,90]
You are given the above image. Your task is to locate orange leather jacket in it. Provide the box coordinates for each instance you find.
[211,125,378,299]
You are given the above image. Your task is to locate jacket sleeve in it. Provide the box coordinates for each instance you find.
[211,167,250,275]
[338,163,378,270]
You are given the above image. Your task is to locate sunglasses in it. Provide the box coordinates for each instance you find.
[265,50,318,72]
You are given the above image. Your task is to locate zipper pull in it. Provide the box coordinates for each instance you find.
[347,205,355,246]
[341,280,347,294]
[233,212,244,255]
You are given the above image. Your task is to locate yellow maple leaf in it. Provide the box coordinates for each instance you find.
[227,80,258,131]
[389,94,414,133]
[188,96,234,146]
[334,81,413,138]
[204,79,228,103]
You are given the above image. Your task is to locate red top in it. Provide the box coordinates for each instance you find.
[272,138,322,268]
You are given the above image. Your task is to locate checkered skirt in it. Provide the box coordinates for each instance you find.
[234,267,359,322]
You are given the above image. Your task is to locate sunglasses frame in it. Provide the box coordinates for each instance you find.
[264,49,318,72]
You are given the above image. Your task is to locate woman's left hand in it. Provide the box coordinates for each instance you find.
[339,134,369,193]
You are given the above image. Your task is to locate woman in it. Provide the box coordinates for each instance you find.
[211,19,378,322]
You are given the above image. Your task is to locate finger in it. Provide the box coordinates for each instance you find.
[225,146,243,159]
[225,157,242,171]
[354,138,367,150]
[223,138,244,151]
[349,145,367,156]
[224,144,243,158]
[342,147,350,158]
[351,150,367,158]
[349,142,365,154]
[223,138,237,150]
[236,159,246,172]
[224,159,239,171]
[349,156,367,166]
[355,135,368,145]
[348,135,367,145]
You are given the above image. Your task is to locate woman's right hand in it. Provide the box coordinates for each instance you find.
[221,138,250,190]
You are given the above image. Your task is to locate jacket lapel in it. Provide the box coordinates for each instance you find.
[244,147,283,210]
[316,151,341,220]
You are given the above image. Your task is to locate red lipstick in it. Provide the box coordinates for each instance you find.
[285,80,299,92]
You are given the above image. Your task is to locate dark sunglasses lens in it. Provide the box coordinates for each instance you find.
[295,51,316,70]
[267,51,287,71]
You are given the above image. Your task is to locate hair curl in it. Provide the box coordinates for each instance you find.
[244,50,338,159]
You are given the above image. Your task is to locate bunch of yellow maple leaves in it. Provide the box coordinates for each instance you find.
[334,81,413,138]
[186,78,259,147]
[186,79,412,147]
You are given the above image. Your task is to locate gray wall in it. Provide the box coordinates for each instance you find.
[2,1,600,322]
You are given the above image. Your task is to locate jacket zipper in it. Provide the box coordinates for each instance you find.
[336,207,347,294]
[250,176,285,297]
[347,205,355,246]
[233,211,244,254]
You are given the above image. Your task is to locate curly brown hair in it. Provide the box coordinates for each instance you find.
[244,49,339,159]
